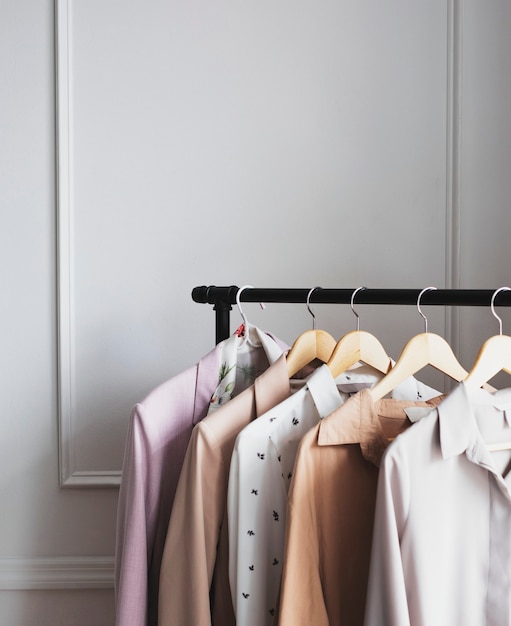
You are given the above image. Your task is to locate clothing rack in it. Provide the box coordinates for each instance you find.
[192,286,511,344]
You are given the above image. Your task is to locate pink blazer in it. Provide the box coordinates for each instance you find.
[115,332,288,626]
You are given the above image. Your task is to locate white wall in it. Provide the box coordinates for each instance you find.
[1,1,510,624]
[457,0,511,371]
[60,0,451,487]
[1,2,117,621]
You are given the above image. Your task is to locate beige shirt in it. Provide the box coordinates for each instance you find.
[276,389,444,626]
[158,354,292,626]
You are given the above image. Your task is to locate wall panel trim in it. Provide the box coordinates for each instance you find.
[445,0,463,372]
[0,557,114,590]
[55,0,121,488]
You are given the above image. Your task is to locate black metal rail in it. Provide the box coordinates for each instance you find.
[192,286,511,343]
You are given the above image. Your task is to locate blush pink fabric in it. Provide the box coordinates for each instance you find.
[115,333,288,626]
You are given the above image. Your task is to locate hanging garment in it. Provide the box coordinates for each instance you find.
[157,353,296,626]
[275,388,444,626]
[365,383,511,626]
[227,364,345,626]
[115,327,287,626]
[227,363,439,626]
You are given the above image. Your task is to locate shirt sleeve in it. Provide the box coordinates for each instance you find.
[276,434,329,626]
[115,362,200,626]
[158,421,226,626]
[364,444,411,626]
[115,402,170,626]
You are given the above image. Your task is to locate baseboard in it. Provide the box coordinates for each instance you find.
[0,557,114,590]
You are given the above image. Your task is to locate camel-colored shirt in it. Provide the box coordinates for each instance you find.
[276,389,444,626]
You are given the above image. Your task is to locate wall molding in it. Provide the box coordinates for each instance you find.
[0,557,114,590]
[54,0,464,480]
[55,0,121,488]
[445,0,463,375]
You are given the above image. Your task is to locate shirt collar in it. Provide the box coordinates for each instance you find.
[318,389,444,466]
[286,359,402,407]
[390,371,441,402]
[306,364,346,418]
[438,382,511,459]
[231,324,286,365]
[333,360,441,401]
[245,325,286,364]
[333,362,383,394]
[437,382,476,459]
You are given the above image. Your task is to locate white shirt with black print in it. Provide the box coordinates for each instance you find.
[227,362,439,626]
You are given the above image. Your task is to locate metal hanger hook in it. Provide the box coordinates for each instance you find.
[417,286,437,333]
[490,286,511,335]
[306,287,321,330]
[236,285,254,329]
[351,286,366,331]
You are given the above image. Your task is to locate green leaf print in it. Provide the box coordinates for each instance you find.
[218,362,235,383]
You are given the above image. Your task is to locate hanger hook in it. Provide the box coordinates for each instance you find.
[417,286,437,333]
[490,286,511,335]
[236,285,254,329]
[306,287,321,330]
[351,287,366,331]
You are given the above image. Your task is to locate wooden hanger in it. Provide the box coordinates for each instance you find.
[286,288,336,377]
[369,287,468,401]
[464,288,511,452]
[286,329,337,376]
[464,287,511,390]
[327,287,392,378]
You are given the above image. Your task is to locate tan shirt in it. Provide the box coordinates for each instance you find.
[158,354,292,626]
[276,389,444,626]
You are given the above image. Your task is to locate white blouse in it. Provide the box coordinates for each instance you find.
[365,383,511,625]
